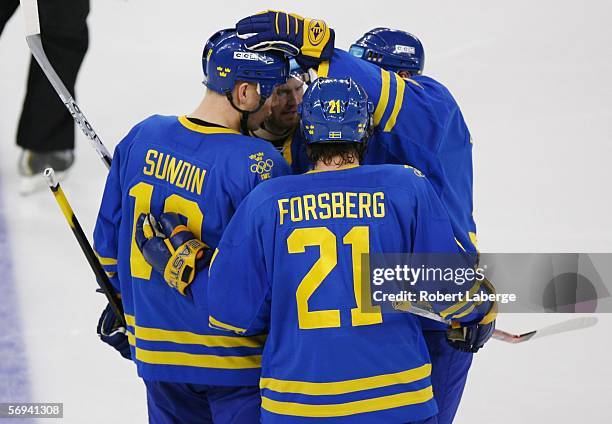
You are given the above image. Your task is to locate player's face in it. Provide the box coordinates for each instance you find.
[267,77,305,131]
[246,94,274,131]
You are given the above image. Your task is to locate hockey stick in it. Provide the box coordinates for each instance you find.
[44,168,125,326]
[397,303,597,344]
[19,0,112,169]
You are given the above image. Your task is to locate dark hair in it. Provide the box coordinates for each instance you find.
[306,142,367,167]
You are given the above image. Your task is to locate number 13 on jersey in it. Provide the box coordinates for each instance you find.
[129,181,204,280]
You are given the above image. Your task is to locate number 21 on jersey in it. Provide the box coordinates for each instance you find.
[287,226,382,330]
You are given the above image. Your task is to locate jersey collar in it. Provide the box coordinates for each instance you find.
[178,116,241,135]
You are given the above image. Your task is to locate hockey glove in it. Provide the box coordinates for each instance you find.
[135,212,210,295]
[236,10,335,67]
[97,302,131,360]
[446,301,497,353]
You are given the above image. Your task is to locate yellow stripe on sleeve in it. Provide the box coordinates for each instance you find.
[127,330,136,346]
[455,238,467,252]
[383,73,406,132]
[451,303,477,320]
[124,314,264,348]
[135,326,264,348]
[405,78,423,89]
[95,251,117,266]
[260,363,431,396]
[261,386,433,418]
[209,316,247,335]
[135,348,261,369]
[373,69,391,126]
[440,279,483,319]
[469,231,479,252]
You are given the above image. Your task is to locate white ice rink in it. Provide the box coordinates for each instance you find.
[1,0,611,422]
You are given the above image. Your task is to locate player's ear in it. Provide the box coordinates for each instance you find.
[234,81,251,107]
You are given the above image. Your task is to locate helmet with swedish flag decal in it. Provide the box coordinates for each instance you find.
[298,77,374,144]
[202,30,289,98]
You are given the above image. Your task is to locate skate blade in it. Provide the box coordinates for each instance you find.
[20,170,69,196]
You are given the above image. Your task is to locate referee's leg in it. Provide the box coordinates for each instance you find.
[16,0,90,153]
[0,0,19,36]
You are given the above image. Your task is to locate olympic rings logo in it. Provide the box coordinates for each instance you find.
[250,159,274,174]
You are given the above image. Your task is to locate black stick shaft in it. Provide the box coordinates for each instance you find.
[44,169,125,326]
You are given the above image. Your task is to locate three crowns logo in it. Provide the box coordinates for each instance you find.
[249,152,264,162]
[217,67,231,77]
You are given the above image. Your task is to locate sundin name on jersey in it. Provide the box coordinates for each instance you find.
[278,192,385,225]
[143,149,207,195]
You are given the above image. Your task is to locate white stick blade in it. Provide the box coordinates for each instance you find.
[19,0,41,36]
[530,316,599,341]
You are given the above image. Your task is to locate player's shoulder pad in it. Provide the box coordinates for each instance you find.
[412,75,456,100]
[222,134,290,179]
[376,163,428,183]
[237,173,299,215]
[232,134,287,161]
[117,114,174,148]
[250,171,300,198]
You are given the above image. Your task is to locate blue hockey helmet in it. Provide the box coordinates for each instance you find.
[349,28,425,74]
[202,28,233,80]
[298,77,374,144]
[203,30,289,98]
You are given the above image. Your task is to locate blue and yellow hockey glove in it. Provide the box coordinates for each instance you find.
[236,10,334,67]
[97,302,131,360]
[135,212,210,295]
[447,298,498,353]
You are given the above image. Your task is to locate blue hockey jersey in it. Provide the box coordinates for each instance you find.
[286,49,477,256]
[93,114,290,385]
[207,165,487,423]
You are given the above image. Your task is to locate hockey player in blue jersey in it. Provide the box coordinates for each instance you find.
[250,60,306,158]
[203,77,497,423]
[234,14,489,422]
[93,30,290,423]
[348,28,481,424]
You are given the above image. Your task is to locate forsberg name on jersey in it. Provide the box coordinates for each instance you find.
[143,149,207,195]
[278,191,385,225]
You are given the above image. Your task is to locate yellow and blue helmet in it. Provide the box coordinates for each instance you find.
[202,30,289,98]
[299,77,374,144]
[349,28,425,75]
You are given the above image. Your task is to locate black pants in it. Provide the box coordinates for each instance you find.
[1,0,89,151]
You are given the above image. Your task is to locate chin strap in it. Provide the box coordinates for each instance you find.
[225,92,267,135]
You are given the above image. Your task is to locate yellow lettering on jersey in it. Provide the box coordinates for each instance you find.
[278,199,289,225]
[359,193,372,218]
[190,168,206,196]
[142,149,207,195]
[303,194,318,221]
[290,196,304,223]
[154,153,168,179]
[373,192,385,217]
[331,192,344,218]
[345,192,357,219]
[167,157,183,185]
[318,193,331,219]
[276,192,386,225]
[143,150,157,176]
